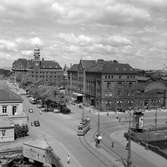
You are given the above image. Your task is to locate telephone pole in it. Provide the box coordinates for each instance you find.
[127,110,132,167]
[82,67,86,121]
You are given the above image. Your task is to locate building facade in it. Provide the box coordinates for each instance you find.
[12,47,64,86]
[68,60,167,111]
[68,59,137,111]
[0,88,28,125]
[0,118,14,142]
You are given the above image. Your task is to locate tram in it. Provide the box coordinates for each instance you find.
[77,117,91,136]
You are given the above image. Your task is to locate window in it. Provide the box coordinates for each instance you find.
[117,90,121,96]
[129,82,132,87]
[12,106,17,115]
[119,75,121,79]
[2,129,6,136]
[2,106,7,113]
[107,82,110,88]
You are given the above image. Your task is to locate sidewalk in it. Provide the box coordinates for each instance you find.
[110,130,167,167]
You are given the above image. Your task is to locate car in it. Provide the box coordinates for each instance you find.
[37,104,43,108]
[29,108,33,113]
[53,109,60,113]
[34,120,40,127]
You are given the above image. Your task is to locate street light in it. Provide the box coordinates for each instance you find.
[126,100,133,167]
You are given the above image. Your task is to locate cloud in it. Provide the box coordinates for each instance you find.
[0,39,17,52]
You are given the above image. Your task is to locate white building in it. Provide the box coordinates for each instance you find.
[0,117,14,142]
[0,88,28,125]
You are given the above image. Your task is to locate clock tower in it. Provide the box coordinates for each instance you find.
[33,47,40,67]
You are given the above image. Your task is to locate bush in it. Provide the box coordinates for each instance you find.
[14,124,29,139]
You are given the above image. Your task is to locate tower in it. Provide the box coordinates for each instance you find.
[34,47,40,61]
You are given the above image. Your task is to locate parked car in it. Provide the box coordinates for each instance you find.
[34,120,40,127]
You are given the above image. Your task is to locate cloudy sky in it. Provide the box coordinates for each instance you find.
[0,0,167,70]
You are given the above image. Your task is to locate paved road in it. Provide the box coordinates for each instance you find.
[22,95,167,167]
[5,80,167,167]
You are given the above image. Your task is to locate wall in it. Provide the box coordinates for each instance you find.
[0,102,23,116]
[0,128,14,142]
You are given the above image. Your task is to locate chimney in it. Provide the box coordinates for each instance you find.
[113,60,118,63]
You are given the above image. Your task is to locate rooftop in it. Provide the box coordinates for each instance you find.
[0,88,23,103]
[68,59,136,74]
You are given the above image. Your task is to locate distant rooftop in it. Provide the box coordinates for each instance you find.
[68,59,136,74]
[0,88,23,103]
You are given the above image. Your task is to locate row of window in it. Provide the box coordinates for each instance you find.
[31,71,57,74]
[32,75,57,78]
[106,81,135,88]
[2,105,17,115]
[104,75,135,79]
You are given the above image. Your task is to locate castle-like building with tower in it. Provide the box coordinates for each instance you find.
[12,47,64,86]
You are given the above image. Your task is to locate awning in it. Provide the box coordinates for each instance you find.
[73,92,83,97]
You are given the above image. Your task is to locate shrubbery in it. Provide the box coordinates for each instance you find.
[14,124,29,139]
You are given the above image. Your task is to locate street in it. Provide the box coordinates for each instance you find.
[21,93,167,167]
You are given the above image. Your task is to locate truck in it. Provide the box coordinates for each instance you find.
[23,140,63,167]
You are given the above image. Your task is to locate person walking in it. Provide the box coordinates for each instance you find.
[67,154,71,164]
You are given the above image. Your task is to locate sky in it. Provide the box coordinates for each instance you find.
[0,0,167,70]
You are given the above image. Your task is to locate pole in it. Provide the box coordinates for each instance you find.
[70,73,72,99]
[82,68,86,121]
[127,109,132,167]
[155,105,157,130]
[97,107,100,135]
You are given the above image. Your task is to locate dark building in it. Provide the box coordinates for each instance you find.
[12,47,64,86]
[68,59,167,111]
[68,59,137,111]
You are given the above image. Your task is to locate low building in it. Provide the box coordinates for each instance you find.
[0,89,23,116]
[0,117,14,142]
[12,47,64,86]
[0,88,28,125]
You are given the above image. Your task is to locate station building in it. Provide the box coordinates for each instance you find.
[12,47,64,86]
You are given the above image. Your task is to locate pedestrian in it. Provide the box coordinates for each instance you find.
[67,154,71,164]
[111,141,114,148]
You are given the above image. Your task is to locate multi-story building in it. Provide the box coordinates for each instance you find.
[68,59,137,111]
[12,47,64,86]
[68,60,167,111]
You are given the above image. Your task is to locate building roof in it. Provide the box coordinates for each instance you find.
[136,76,150,81]
[80,60,96,69]
[12,59,62,70]
[0,89,23,103]
[68,64,79,72]
[24,139,49,150]
[68,59,136,74]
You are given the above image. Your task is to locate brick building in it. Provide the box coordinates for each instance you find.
[68,60,167,111]
[12,47,64,86]
[68,59,137,111]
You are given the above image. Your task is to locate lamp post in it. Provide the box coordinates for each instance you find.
[155,98,160,130]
